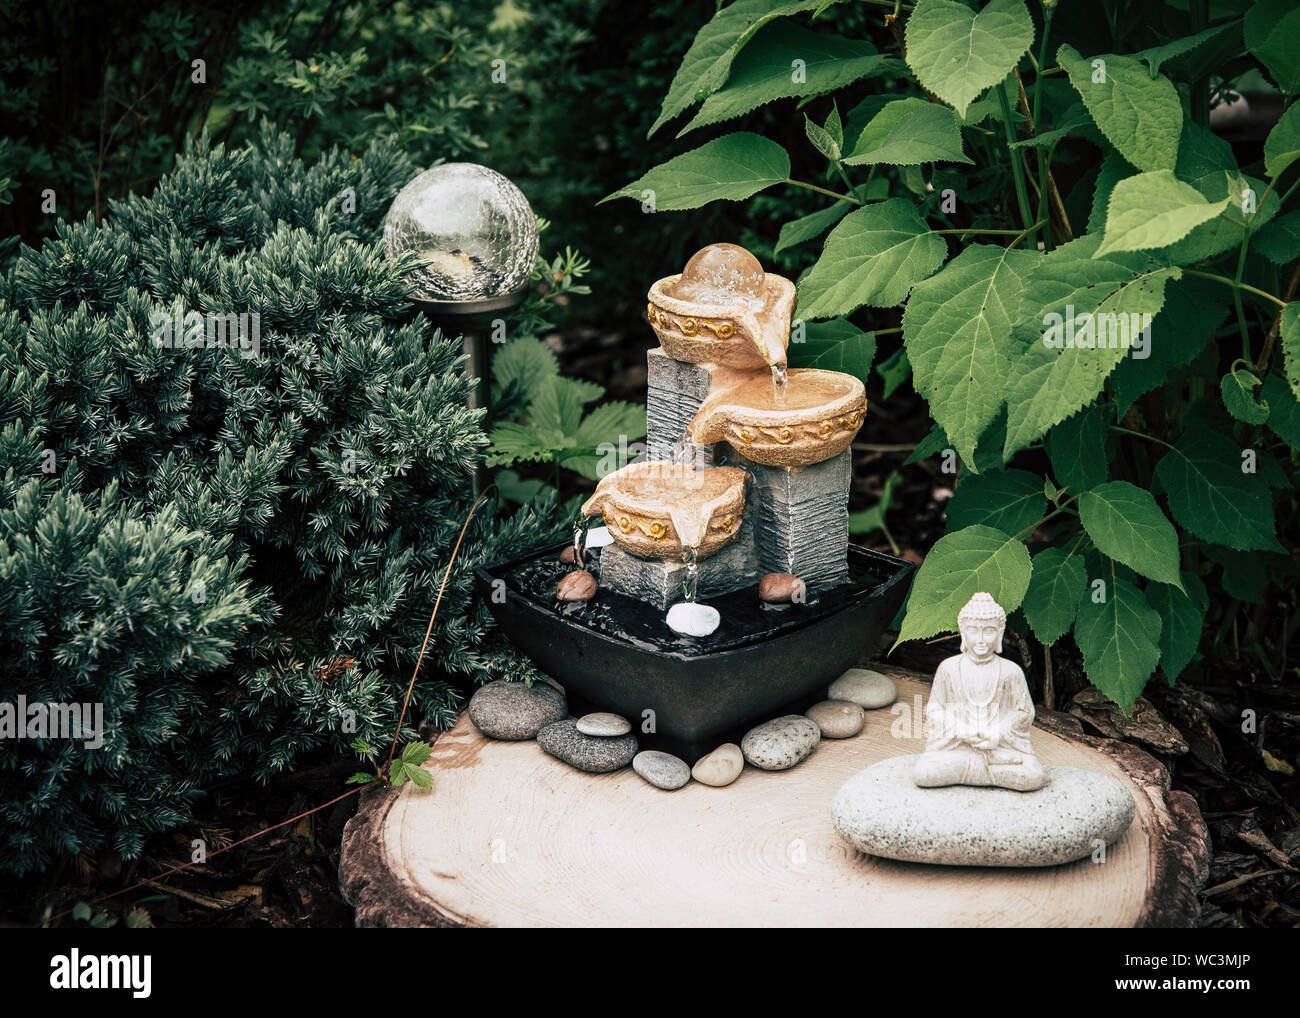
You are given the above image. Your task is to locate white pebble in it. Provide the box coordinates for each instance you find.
[584,525,615,548]
[666,602,721,637]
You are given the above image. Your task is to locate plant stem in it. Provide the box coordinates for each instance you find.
[1031,3,1055,250]
[1182,269,1287,309]
[786,178,861,204]
[1233,239,1252,361]
[1013,495,1078,542]
[1109,424,1174,450]
[996,81,1035,244]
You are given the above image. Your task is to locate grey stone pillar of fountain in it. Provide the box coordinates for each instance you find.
[599,347,851,609]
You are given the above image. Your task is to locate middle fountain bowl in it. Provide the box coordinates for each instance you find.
[580,461,748,560]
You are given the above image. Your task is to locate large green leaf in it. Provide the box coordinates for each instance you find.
[1221,364,1270,424]
[682,22,890,135]
[895,524,1032,645]
[1094,170,1230,256]
[797,198,947,319]
[903,0,1034,118]
[1110,278,1229,415]
[843,97,972,166]
[1148,572,1206,683]
[1074,571,1162,711]
[1253,210,1300,265]
[1045,402,1110,492]
[1136,20,1244,78]
[1244,0,1300,95]
[787,319,877,386]
[601,133,790,211]
[1263,100,1300,178]
[1003,235,1179,459]
[903,244,1039,467]
[945,468,1046,536]
[1078,480,1183,588]
[1058,44,1182,172]
[649,0,828,137]
[1023,545,1087,645]
[1153,425,1284,552]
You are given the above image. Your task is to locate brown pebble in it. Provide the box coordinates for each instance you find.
[759,572,806,603]
[559,545,577,564]
[556,569,597,601]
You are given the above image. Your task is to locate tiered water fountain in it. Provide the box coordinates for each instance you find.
[478,243,914,761]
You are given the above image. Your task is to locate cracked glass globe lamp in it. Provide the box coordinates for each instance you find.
[384,162,539,314]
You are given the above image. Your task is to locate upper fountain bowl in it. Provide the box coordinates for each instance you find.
[689,368,867,468]
[647,243,795,369]
[580,460,748,561]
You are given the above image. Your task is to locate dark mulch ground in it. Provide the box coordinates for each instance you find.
[6,311,1298,928]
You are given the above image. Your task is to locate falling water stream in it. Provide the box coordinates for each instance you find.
[681,544,700,603]
[771,362,789,408]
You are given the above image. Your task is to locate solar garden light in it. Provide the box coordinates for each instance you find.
[384,163,540,414]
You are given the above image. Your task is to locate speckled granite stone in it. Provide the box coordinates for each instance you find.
[467,680,568,740]
[741,715,820,770]
[831,756,1136,867]
[632,750,691,790]
[537,719,637,773]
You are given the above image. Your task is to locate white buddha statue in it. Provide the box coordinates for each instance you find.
[913,592,1047,792]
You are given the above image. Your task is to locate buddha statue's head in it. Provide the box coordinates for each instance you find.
[957,592,1005,661]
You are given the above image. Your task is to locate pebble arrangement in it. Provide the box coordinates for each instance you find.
[464,668,900,792]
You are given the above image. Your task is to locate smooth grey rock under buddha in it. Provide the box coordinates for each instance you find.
[741,715,820,770]
[598,508,759,610]
[646,349,717,464]
[831,756,1137,867]
[632,750,691,790]
[730,450,851,588]
[537,719,638,773]
[576,712,632,737]
[467,680,568,740]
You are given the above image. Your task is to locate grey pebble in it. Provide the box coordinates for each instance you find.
[467,680,567,740]
[632,750,691,790]
[537,718,638,773]
[576,712,632,737]
[741,715,820,771]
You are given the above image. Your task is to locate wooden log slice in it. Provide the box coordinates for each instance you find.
[341,665,1209,927]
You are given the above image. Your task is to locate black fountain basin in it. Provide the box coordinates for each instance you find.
[476,543,915,762]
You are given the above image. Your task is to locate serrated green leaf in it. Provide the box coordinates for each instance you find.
[346,772,377,785]
[1264,100,1300,178]
[1154,425,1284,552]
[773,201,852,255]
[1023,545,1087,645]
[1045,402,1110,492]
[1281,303,1300,399]
[682,23,889,135]
[602,133,790,211]
[389,761,407,786]
[895,524,1032,645]
[1137,20,1243,78]
[1222,365,1270,424]
[1074,572,1162,711]
[1088,152,1131,234]
[1262,373,1300,448]
[492,336,558,409]
[1252,210,1300,264]
[798,199,947,318]
[1095,170,1230,256]
[402,740,432,765]
[1058,44,1182,172]
[649,1,828,136]
[1149,573,1206,683]
[787,319,876,386]
[843,97,972,166]
[1078,480,1183,588]
[406,766,434,789]
[904,243,1039,466]
[1111,278,1229,415]
[1004,235,1179,459]
[904,0,1034,119]
[805,114,842,162]
[531,377,585,434]
[1244,0,1300,95]
[946,468,1046,535]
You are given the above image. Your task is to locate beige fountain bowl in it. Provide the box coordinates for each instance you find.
[580,461,748,561]
[646,273,796,370]
[689,368,867,468]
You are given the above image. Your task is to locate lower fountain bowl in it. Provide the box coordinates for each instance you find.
[475,543,915,762]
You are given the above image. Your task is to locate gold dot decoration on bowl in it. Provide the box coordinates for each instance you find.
[775,427,794,445]
[681,317,699,336]
[617,514,633,534]
[712,513,735,533]
[648,520,668,540]
[739,427,756,444]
